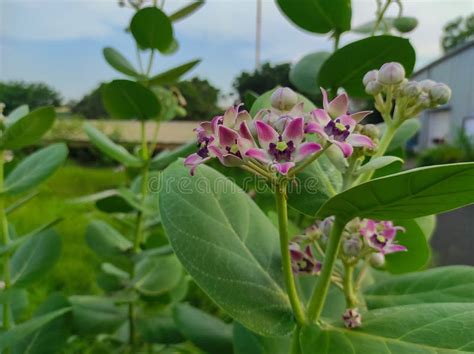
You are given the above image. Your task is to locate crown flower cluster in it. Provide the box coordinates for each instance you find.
[185,87,375,177]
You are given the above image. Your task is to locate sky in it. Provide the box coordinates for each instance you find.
[1,0,473,102]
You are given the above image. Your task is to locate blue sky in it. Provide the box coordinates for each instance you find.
[1,0,473,103]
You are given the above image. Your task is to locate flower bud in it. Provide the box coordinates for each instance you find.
[430,83,451,105]
[365,80,383,95]
[419,79,436,93]
[361,124,380,140]
[418,93,432,108]
[402,81,422,98]
[378,62,405,85]
[370,253,385,268]
[304,224,321,240]
[393,16,418,33]
[342,308,362,329]
[271,87,298,111]
[362,70,378,86]
[343,237,362,257]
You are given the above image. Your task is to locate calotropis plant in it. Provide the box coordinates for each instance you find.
[160,65,474,353]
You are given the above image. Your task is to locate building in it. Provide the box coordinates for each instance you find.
[412,40,474,150]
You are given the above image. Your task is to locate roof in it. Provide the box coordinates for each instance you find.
[412,40,474,76]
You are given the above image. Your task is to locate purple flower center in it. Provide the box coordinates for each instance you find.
[197,137,210,158]
[225,142,242,159]
[268,136,295,162]
[324,119,350,142]
[370,234,387,248]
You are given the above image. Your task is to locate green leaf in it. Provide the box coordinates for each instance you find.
[4,143,68,196]
[383,119,421,152]
[288,155,342,217]
[233,322,291,354]
[6,191,39,215]
[69,296,127,335]
[276,0,351,34]
[13,294,71,354]
[130,7,173,52]
[11,229,61,287]
[137,315,184,344]
[102,80,161,120]
[365,266,474,309]
[173,304,233,354]
[318,163,474,221]
[150,142,196,171]
[1,106,55,149]
[318,36,416,97]
[103,47,140,78]
[160,161,295,336]
[169,0,204,22]
[250,88,316,116]
[148,59,201,86]
[415,215,436,240]
[289,52,331,96]
[0,308,70,352]
[85,220,133,258]
[132,254,182,296]
[301,303,474,353]
[6,105,29,124]
[384,219,431,274]
[161,37,179,55]
[352,17,395,34]
[356,156,404,175]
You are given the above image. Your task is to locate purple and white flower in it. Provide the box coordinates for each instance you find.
[289,242,321,275]
[342,308,362,329]
[360,220,407,255]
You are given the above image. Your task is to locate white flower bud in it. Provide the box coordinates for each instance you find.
[378,62,405,85]
[370,253,385,267]
[418,93,431,108]
[343,237,362,257]
[271,87,298,111]
[362,70,378,86]
[402,81,422,98]
[419,79,436,93]
[430,83,451,105]
[365,81,383,95]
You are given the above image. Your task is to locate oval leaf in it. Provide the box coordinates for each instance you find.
[148,59,201,86]
[318,163,474,221]
[233,322,291,354]
[103,47,140,78]
[130,7,173,52]
[169,1,204,22]
[85,220,132,258]
[160,161,295,336]
[4,143,68,196]
[102,80,161,120]
[276,0,351,34]
[6,105,29,125]
[318,36,416,97]
[356,156,404,175]
[290,52,330,95]
[137,315,184,344]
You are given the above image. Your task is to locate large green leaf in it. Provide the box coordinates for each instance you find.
[148,59,201,86]
[301,303,474,353]
[169,0,204,22]
[365,266,474,309]
[1,106,55,149]
[289,52,330,96]
[4,143,68,196]
[0,308,70,352]
[250,88,316,116]
[318,163,474,221]
[160,161,294,336]
[102,80,161,120]
[276,0,351,34]
[384,219,431,274]
[103,47,140,78]
[85,220,133,258]
[137,315,184,344]
[318,36,416,97]
[150,142,196,171]
[6,105,29,124]
[13,294,71,354]
[132,254,182,296]
[11,229,61,287]
[173,304,233,354]
[84,123,143,167]
[130,7,173,52]
[233,322,291,354]
[288,154,342,216]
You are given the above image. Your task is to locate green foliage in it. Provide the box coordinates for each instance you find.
[169,1,204,22]
[148,59,201,86]
[233,322,291,354]
[318,36,416,97]
[290,52,331,96]
[160,161,295,336]
[441,13,474,52]
[418,145,467,166]
[71,85,108,119]
[175,77,221,121]
[103,47,140,78]
[130,7,173,52]
[0,81,61,115]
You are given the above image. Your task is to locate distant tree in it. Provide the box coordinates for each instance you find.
[441,14,474,52]
[233,62,295,101]
[175,78,221,121]
[71,85,108,119]
[0,81,61,114]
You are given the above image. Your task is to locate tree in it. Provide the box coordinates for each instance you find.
[441,14,474,52]
[0,81,61,114]
[71,84,108,119]
[175,77,221,121]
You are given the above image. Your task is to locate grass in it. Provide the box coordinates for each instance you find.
[7,162,127,308]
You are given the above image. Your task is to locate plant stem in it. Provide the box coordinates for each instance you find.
[343,263,357,308]
[275,183,306,325]
[333,31,341,51]
[145,50,155,78]
[128,303,136,351]
[371,0,391,36]
[290,326,301,354]
[0,151,11,353]
[307,217,346,323]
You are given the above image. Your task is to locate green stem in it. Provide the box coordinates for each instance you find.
[275,183,306,325]
[333,31,341,51]
[307,217,346,323]
[290,326,301,354]
[128,303,136,351]
[145,50,155,78]
[372,0,391,36]
[343,263,357,308]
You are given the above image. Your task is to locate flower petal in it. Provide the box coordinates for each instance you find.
[384,244,407,254]
[218,125,239,147]
[347,133,375,148]
[272,162,295,175]
[245,148,271,163]
[211,115,223,135]
[321,87,330,112]
[306,121,327,137]
[311,109,331,126]
[328,93,349,118]
[339,114,357,131]
[223,104,240,127]
[350,110,372,123]
[208,145,224,159]
[255,120,278,149]
[282,117,304,144]
[239,121,256,143]
[221,154,243,167]
[236,110,252,125]
[184,153,211,176]
[333,140,353,158]
[237,137,255,156]
[288,102,305,117]
[295,142,322,162]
